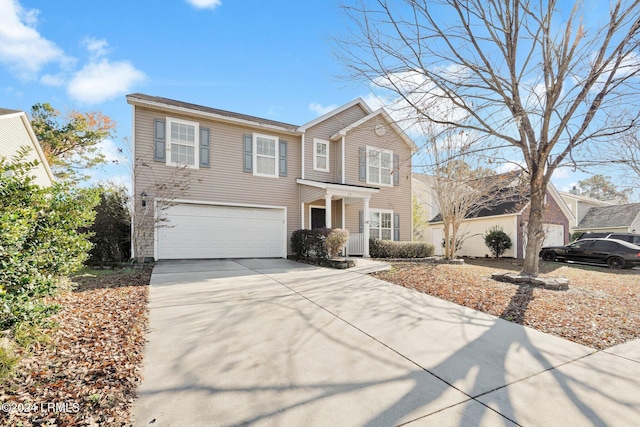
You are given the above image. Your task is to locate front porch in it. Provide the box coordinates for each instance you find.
[297,179,379,257]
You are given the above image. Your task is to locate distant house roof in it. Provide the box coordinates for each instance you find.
[430,189,527,222]
[576,203,640,230]
[428,172,528,223]
[559,191,620,206]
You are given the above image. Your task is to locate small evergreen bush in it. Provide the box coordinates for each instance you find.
[484,226,512,258]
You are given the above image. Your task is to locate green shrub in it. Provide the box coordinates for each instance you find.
[484,225,512,258]
[369,239,435,258]
[0,156,98,330]
[86,186,131,266]
[291,228,351,264]
[291,229,330,262]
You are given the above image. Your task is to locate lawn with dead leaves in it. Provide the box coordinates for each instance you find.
[0,267,151,427]
[374,259,640,350]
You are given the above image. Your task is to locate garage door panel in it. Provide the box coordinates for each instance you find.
[157,204,285,259]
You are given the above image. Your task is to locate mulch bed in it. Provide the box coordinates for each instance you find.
[0,267,151,427]
[373,259,640,350]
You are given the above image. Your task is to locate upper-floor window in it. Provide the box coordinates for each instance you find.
[367,146,392,186]
[168,117,199,168]
[314,139,329,172]
[254,133,279,177]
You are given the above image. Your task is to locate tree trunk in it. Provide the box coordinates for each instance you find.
[521,172,548,276]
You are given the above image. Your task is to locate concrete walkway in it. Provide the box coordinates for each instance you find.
[132,259,640,426]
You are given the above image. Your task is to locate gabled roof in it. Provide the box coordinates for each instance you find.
[329,108,419,153]
[0,109,55,186]
[576,203,640,229]
[126,93,300,134]
[297,98,372,131]
[559,191,619,206]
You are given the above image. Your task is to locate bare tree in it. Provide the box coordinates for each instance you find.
[130,158,191,263]
[337,0,640,275]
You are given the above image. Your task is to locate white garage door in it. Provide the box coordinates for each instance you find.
[157,203,286,259]
[543,224,564,247]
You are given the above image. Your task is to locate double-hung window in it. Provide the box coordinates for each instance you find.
[370,210,393,240]
[168,117,199,168]
[314,139,329,171]
[367,146,392,186]
[254,133,278,177]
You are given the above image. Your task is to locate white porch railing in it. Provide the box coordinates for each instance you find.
[347,233,365,256]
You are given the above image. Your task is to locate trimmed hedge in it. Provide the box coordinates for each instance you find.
[369,239,435,258]
[291,228,350,264]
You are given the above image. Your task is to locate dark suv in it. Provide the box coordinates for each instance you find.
[575,232,640,245]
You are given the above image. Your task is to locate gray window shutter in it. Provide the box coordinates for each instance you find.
[393,154,400,186]
[199,127,210,168]
[279,140,288,177]
[154,119,166,162]
[243,134,253,172]
[394,213,400,241]
[359,147,366,182]
[359,210,364,233]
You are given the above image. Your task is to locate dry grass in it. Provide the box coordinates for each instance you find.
[373,259,640,350]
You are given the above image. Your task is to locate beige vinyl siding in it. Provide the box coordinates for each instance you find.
[300,186,325,206]
[134,106,301,258]
[304,104,369,182]
[343,123,413,241]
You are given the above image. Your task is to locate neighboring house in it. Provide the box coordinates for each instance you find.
[416,173,573,259]
[559,188,620,234]
[127,94,417,260]
[573,203,640,235]
[0,108,54,187]
[412,173,439,242]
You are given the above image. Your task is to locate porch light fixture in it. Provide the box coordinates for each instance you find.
[140,191,148,207]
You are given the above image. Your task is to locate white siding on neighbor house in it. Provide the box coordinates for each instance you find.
[433,216,518,258]
[0,113,53,187]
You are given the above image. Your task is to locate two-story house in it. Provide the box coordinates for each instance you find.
[127,94,417,261]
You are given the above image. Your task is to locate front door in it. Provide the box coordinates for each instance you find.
[311,208,326,229]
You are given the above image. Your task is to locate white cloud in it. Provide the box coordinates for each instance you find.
[308,102,339,116]
[67,59,146,104]
[185,0,222,10]
[40,73,65,86]
[0,0,70,78]
[82,37,109,59]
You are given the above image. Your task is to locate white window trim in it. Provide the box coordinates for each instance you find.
[253,132,279,178]
[167,117,199,169]
[313,138,329,172]
[369,208,394,240]
[366,145,393,187]
[308,204,326,229]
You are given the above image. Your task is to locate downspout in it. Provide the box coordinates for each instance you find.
[130,105,136,260]
[341,135,345,184]
[301,133,305,180]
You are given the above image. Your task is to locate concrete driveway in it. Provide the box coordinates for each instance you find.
[132,259,640,426]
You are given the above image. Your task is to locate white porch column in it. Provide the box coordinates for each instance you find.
[325,194,332,228]
[363,197,370,257]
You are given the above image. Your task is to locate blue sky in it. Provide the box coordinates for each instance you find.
[0,0,592,192]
